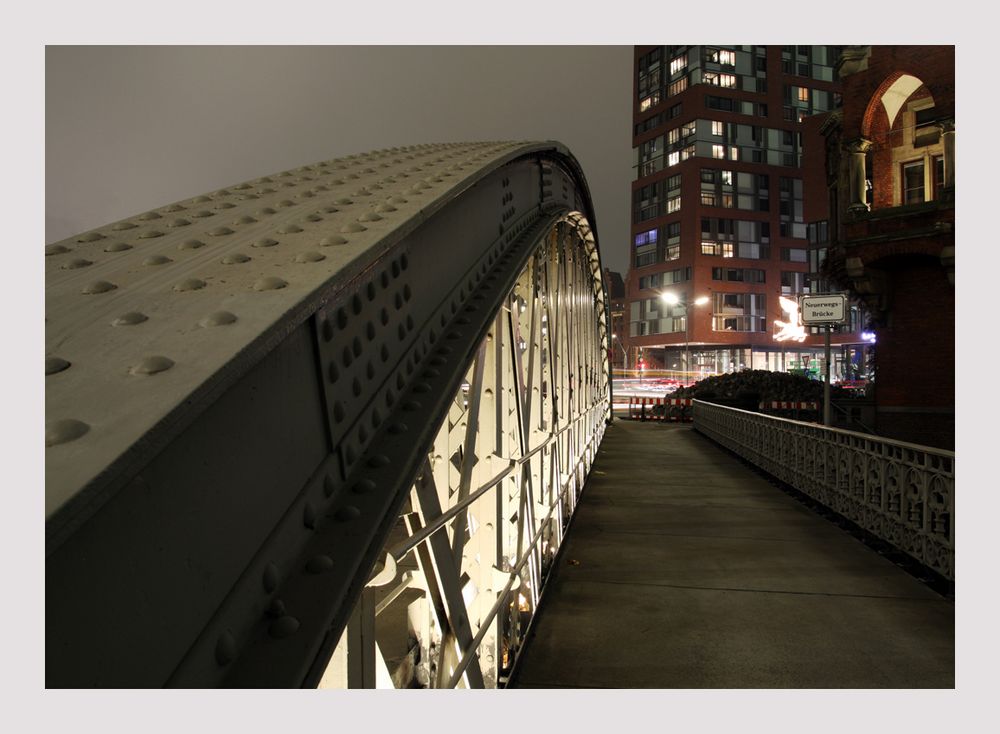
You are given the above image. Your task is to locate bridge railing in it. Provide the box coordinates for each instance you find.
[692,400,954,580]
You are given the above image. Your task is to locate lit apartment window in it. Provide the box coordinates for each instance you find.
[721,170,733,185]
[730,146,739,161]
[719,74,737,88]
[722,243,735,258]
[667,196,681,213]
[682,121,696,137]
[665,244,680,260]
[634,228,658,247]
[797,86,809,102]
[670,55,688,75]
[668,128,680,144]
[721,193,734,208]
[903,160,925,204]
[702,192,717,206]
[669,78,688,96]
[702,241,721,256]
[711,120,724,136]
[712,144,726,159]
[719,50,736,66]
[668,151,680,167]
[681,145,695,161]
[640,92,660,112]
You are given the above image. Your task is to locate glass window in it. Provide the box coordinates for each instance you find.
[934,156,945,198]
[903,160,925,204]
[670,54,688,75]
[712,144,726,159]
[711,120,724,136]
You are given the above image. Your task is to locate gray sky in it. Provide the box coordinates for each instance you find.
[46,46,634,273]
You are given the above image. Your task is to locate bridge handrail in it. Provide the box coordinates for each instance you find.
[692,399,954,580]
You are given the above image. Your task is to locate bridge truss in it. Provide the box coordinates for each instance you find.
[45,141,611,687]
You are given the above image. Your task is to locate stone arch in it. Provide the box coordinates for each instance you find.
[861,72,933,140]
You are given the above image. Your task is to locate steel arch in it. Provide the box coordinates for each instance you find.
[45,141,610,687]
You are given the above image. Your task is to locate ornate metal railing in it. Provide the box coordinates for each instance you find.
[693,400,954,580]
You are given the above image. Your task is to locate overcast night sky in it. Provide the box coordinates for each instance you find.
[45,46,635,273]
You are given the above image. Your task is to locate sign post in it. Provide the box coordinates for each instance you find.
[799,295,848,426]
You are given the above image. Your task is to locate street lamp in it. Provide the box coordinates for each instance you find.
[611,334,628,370]
[661,292,710,385]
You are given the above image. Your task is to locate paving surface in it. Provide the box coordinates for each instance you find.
[509,420,954,689]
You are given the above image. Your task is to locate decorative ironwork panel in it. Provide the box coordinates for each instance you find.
[693,401,954,580]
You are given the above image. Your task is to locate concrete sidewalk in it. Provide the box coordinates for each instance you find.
[509,420,954,688]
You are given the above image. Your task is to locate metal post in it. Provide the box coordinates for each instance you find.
[684,303,691,385]
[824,326,832,426]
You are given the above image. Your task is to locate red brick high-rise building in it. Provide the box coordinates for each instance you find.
[625,45,865,383]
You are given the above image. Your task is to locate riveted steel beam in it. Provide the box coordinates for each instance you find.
[46,141,609,687]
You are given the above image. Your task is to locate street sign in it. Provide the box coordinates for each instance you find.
[799,294,848,325]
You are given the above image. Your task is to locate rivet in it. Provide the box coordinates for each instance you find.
[111,221,138,231]
[113,311,148,326]
[174,278,206,292]
[320,236,348,246]
[358,212,382,222]
[322,319,335,342]
[252,238,278,248]
[232,215,257,225]
[130,355,175,375]
[253,277,287,291]
[46,419,90,446]
[164,204,186,212]
[104,242,133,252]
[168,218,191,228]
[215,631,237,666]
[277,224,303,234]
[352,295,363,316]
[190,210,214,218]
[303,213,323,222]
[221,253,251,265]
[413,382,431,394]
[334,197,353,205]
[269,616,300,639]
[388,422,407,435]
[352,188,372,197]
[375,202,397,213]
[335,506,361,521]
[143,255,172,266]
[403,400,421,411]
[46,357,71,375]
[233,183,253,190]
[82,280,116,295]
[367,455,390,468]
[342,346,353,367]
[215,202,236,210]
[341,222,367,233]
[336,308,349,329]
[199,311,237,327]
[46,244,71,256]
[79,231,108,240]
[303,503,317,529]
[353,479,376,494]
[352,378,362,396]
[306,555,334,574]
[257,207,277,216]
[323,475,336,498]
[333,401,345,422]
[328,361,339,383]
[208,226,234,236]
[62,258,93,270]
[295,251,326,263]
[388,196,408,205]
[191,195,212,204]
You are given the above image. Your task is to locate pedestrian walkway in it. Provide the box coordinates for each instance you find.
[509,420,954,688]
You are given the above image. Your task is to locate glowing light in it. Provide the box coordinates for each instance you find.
[774,296,807,342]
[517,593,530,612]
[862,331,877,343]
[660,291,679,305]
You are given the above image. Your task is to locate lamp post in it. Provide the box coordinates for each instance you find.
[661,292,709,385]
[611,334,628,370]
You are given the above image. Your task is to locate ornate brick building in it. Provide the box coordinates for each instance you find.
[819,46,955,448]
